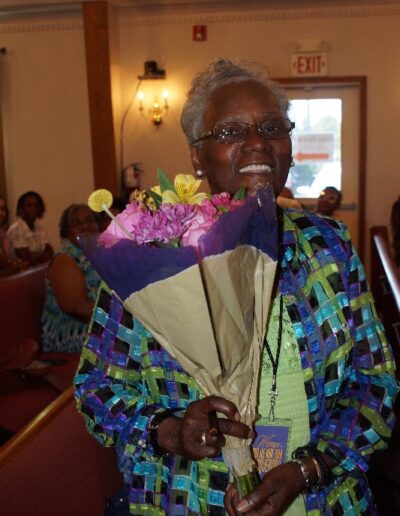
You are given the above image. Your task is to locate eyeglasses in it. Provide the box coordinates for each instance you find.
[193,117,295,145]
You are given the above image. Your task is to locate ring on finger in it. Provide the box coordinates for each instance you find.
[200,430,207,446]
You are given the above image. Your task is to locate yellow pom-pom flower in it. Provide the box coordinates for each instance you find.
[88,189,113,213]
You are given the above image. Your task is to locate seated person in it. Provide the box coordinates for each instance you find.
[7,191,54,267]
[315,186,342,217]
[41,204,101,353]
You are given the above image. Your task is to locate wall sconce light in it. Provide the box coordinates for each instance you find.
[138,89,169,125]
[120,60,169,174]
[135,61,169,125]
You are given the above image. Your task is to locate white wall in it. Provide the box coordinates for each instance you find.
[0,3,399,270]
[0,13,93,248]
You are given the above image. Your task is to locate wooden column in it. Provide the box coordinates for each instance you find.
[0,48,7,199]
[0,95,6,199]
[83,1,118,194]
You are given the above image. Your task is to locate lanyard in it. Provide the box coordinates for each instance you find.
[264,295,283,422]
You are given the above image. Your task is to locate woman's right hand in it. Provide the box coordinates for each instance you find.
[157,395,253,460]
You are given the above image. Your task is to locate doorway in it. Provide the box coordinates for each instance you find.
[277,77,367,258]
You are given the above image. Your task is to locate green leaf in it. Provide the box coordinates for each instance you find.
[157,168,176,193]
[233,187,246,200]
[147,189,162,208]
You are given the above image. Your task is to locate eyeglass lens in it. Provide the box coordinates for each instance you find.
[214,118,293,143]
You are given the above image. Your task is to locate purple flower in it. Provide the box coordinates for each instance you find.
[98,190,244,250]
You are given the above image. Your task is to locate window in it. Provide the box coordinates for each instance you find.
[288,98,342,199]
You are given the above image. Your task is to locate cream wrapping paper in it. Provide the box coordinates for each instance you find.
[124,244,277,476]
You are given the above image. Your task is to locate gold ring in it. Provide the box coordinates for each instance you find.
[200,430,207,446]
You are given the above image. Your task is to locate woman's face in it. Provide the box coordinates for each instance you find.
[0,198,7,226]
[68,206,99,246]
[20,195,42,223]
[317,188,341,215]
[190,80,292,196]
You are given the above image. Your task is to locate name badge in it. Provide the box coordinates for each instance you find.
[252,418,292,478]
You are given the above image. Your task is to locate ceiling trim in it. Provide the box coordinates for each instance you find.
[0,3,81,19]
[0,3,398,33]
[0,20,82,33]
[118,4,400,26]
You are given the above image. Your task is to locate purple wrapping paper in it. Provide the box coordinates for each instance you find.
[78,185,277,301]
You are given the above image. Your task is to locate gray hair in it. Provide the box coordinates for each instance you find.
[180,58,290,144]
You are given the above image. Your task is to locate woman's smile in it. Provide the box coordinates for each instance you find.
[239,163,273,174]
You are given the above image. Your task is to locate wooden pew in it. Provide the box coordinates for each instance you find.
[370,226,400,364]
[368,225,400,515]
[0,264,47,349]
[0,386,122,516]
[0,265,80,436]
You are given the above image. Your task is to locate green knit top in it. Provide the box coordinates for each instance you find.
[258,295,309,515]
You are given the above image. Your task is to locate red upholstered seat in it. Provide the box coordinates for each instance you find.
[0,264,47,348]
[0,388,122,516]
[0,266,83,436]
[0,386,58,433]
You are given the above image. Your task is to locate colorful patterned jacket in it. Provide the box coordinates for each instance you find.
[74,209,399,515]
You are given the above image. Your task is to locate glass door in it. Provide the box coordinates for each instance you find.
[277,77,366,256]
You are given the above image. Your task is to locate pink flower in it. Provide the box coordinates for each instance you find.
[181,203,218,248]
[99,202,143,247]
[211,192,245,211]
[211,192,232,208]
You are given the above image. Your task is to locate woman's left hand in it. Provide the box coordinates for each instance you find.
[224,462,304,515]
[157,395,253,460]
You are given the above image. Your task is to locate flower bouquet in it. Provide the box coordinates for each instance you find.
[80,170,278,491]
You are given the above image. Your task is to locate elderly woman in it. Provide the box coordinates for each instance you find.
[7,191,54,266]
[41,204,101,353]
[74,59,398,515]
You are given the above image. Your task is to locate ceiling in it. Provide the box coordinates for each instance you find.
[0,0,397,16]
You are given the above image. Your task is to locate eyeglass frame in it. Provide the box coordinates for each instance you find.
[192,118,295,145]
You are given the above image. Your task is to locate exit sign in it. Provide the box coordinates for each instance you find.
[291,52,328,77]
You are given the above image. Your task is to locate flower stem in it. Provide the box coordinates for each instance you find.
[234,468,260,497]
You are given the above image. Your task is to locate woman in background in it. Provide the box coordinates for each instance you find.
[41,204,101,353]
[315,186,342,218]
[7,191,53,267]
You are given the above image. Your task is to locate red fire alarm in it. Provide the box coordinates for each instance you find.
[193,25,207,42]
